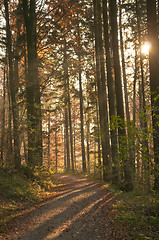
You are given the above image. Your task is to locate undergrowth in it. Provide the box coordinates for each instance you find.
[0,167,56,235]
[113,189,159,240]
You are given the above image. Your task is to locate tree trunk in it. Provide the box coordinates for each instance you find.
[147,0,159,190]
[22,0,42,169]
[133,41,138,174]
[4,0,21,169]
[48,109,51,169]
[109,0,133,191]
[64,123,67,170]
[64,40,74,171]
[55,112,58,173]
[93,0,112,182]
[103,0,119,185]
[63,55,70,171]
[86,102,90,173]
[78,61,87,172]
[119,0,136,178]
[136,0,150,188]
[1,66,6,165]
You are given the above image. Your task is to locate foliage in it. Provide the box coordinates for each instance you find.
[113,190,159,239]
[0,167,56,234]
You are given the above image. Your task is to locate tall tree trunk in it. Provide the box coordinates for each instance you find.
[73,111,76,170]
[78,60,87,172]
[109,0,133,191]
[4,0,21,169]
[119,0,136,177]
[136,0,150,188]
[96,101,101,169]
[47,109,51,169]
[63,56,70,171]
[76,16,86,172]
[64,123,67,170]
[147,0,159,190]
[6,72,13,166]
[86,102,90,173]
[55,112,58,173]
[22,0,42,169]
[1,66,6,165]
[103,0,119,185]
[119,0,130,123]
[93,0,112,182]
[64,41,74,171]
[133,41,137,125]
[133,41,138,174]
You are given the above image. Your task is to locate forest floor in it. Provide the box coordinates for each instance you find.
[0,171,159,240]
[0,174,130,240]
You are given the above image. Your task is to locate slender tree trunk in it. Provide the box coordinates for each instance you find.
[68,92,74,171]
[103,0,119,185]
[73,112,76,170]
[4,0,21,169]
[6,72,13,166]
[64,123,67,170]
[133,41,138,173]
[109,0,133,191]
[96,101,101,167]
[55,113,58,173]
[64,41,74,171]
[86,102,90,173]
[48,109,51,169]
[93,0,112,182]
[1,66,6,165]
[139,80,144,185]
[63,58,70,171]
[119,0,136,178]
[22,0,42,169]
[78,62,87,172]
[119,0,130,123]
[76,17,87,172]
[136,0,150,188]
[147,0,159,190]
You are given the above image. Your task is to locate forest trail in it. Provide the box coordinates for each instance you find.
[4,175,129,240]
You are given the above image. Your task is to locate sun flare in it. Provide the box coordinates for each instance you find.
[141,42,151,55]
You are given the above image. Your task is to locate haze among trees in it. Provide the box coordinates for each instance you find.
[0,0,159,192]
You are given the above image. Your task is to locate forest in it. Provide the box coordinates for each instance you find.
[0,0,159,239]
[0,0,159,191]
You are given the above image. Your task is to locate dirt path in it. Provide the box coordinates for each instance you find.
[3,175,129,240]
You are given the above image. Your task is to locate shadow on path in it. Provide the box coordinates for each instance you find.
[11,175,117,240]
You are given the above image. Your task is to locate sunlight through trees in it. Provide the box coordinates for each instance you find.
[0,0,159,192]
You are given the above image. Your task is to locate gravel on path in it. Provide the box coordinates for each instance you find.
[2,175,129,240]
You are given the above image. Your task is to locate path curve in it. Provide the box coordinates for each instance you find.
[4,175,128,240]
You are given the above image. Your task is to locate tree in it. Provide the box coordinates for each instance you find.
[4,0,21,169]
[22,0,42,168]
[103,0,119,185]
[93,0,112,182]
[109,0,133,191]
[147,0,159,190]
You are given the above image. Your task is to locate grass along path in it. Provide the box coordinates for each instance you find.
[0,168,159,239]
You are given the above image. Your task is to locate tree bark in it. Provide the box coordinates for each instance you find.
[22,0,42,169]
[109,0,133,190]
[1,66,6,165]
[93,0,112,182]
[64,40,74,171]
[147,0,159,190]
[103,0,119,185]
[136,0,150,188]
[4,0,21,169]
[76,21,86,172]
[63,54,70,171]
